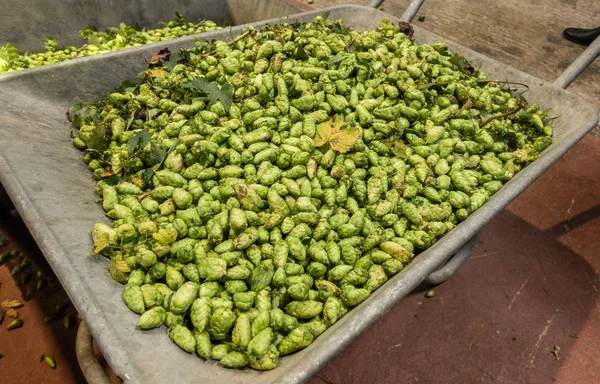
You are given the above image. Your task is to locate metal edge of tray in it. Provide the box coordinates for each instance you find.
[0,5,597,383]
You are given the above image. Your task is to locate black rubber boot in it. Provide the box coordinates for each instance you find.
[563,27,600,46]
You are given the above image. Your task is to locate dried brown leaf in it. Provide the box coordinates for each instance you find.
[149,48,171,66]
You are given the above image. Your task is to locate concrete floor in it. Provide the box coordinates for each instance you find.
[1,1,599,383]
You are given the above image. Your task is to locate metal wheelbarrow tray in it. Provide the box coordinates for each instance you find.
[0,5,597,384]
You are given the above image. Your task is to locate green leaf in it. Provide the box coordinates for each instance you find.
[127,130,151,155]
[67,103,89,128]
[120,80,138,94]
[145,108,161,121]
[87,126,110,151]
[419,82,450,92]
[182,77,233,113]
[87,33,103,47]
[141,168,155,185]
[67,102,99,128]
[163,52,184,71]
[382,134,409,159]
[515,112,533,124]
[449,54,474,76]
[165,140,178,158]
[331,21,350,34]
[125,111,136,130]
[163,49,194,71]
[174,9,185,22]
[67,102,84,122]
[328,54,349,66]
[87,108,99,123]
[291,22,307,33]
[147,142,166,166]
[104,175,120,186]
[71,115,84,128]
[294,43,309,60]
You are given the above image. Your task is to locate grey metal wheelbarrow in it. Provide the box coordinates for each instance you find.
[0,0,598,383]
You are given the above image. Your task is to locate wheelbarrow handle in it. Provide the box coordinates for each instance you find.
[553,35,600,89]
[76,322,112,384]
[423,232,480,285]
[366,0,598,88]
[369,0,425,23]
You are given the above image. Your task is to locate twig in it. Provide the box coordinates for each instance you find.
[479,102,525,127]
[455,97,473,117]
[228,29,255,47]
[477,80,530,90]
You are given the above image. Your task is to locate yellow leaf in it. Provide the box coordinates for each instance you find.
[331,116,348,131]
[91,233,110,255]
[314,120,332,147]
[109,254,131,283]
[329,127,360,153]
[146,68,167,79]
[314,118,360,153]
[152,227,178,245]
[390,140,408,159]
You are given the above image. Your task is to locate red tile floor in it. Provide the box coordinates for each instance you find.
[1,134,599,384]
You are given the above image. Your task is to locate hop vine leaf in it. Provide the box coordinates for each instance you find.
[127,130,151,155]
[182,77,233,112]
[449,54,474,76]
[315,118,360,153]
[144,68,167,79]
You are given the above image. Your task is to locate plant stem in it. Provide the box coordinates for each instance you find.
[479,103,525,128]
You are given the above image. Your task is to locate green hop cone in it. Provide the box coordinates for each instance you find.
[170,282,198,314]
[278,325,314,356]
[341,285,371,307]
[207,307,237,341]
[122,284,145,314]
[220,351,250,368]
[137,307,166,329]
[248,327,273,358]
[169,324,196,353]
[249,343,279,371]
[190,297,213,332]
[193,330,212,359]
[285,300,324,319]
[232,314,252,349]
